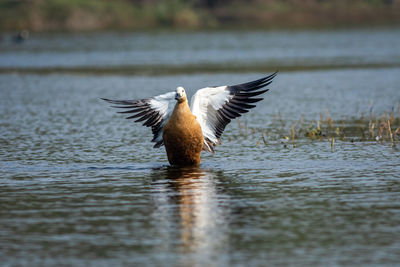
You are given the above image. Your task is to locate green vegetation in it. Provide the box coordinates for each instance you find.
[233,106,400,149]
[1,0,399,32]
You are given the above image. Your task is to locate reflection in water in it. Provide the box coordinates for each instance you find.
[150,167,228,265]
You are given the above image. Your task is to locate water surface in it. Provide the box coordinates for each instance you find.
[1,29,400,71]
[1,30,400,266]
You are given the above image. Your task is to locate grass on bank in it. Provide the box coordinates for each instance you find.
[232,105,400,149]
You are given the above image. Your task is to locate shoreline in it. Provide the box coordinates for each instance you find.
[1,63,399,76]
[1,0,400,32]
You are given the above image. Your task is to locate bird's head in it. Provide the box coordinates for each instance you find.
[175,86,187,103]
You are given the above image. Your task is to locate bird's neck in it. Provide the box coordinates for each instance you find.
[171,99,192,122]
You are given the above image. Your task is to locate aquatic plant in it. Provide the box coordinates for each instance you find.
[234,106,400,149]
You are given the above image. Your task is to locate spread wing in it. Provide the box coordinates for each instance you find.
[101,91,176,148]
[190,72,277,153]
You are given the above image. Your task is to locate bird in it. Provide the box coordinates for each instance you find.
[13,30,29,43]
[102,72,277,166]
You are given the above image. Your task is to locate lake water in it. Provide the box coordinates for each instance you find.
[1,29,400,266]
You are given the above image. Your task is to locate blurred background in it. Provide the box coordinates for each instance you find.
[1,0,399,31]
[1,1,400,267]
[1,0,400,74]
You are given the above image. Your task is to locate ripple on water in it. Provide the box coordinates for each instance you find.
[1,65,400,265]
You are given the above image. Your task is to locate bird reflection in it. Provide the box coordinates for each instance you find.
[151,166,228,257]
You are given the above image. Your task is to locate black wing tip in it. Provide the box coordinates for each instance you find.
[100,97,111,103]
[271,70,279,76]
[259,71,278,81]
[229,71,277,93]
[101,97,123,105]
[236,88,269,97]
[266,71,279,79]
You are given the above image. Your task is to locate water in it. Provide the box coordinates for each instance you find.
[1,29,400,70]
[1,30,400,266]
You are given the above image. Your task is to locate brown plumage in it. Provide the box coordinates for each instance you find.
[162,91,203,166]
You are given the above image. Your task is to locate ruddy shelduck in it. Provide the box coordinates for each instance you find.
[102,72,277,166]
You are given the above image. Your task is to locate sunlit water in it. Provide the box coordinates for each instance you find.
[1,30,400,266]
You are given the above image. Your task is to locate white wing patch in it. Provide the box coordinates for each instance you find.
[190,73,277,153]
[190,86,231,151]
[102,91,176,148]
